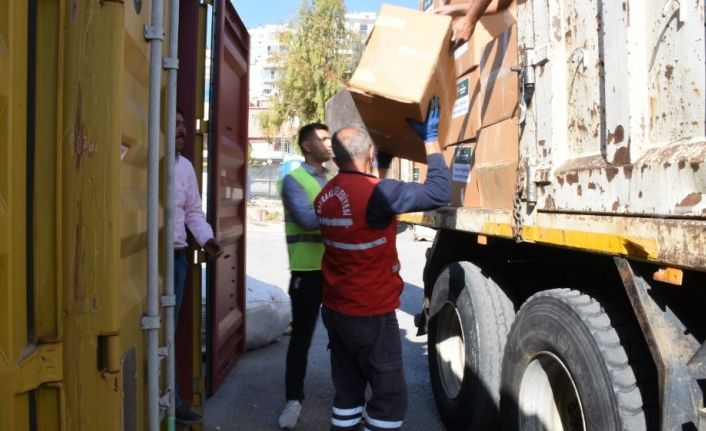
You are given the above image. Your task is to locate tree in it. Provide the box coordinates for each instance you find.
[260,0,362,140]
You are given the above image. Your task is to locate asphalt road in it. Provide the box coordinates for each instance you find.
[203,221,446,431]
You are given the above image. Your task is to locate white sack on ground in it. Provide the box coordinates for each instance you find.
[245,281,291,350]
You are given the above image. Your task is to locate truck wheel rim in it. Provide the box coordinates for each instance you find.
[435,303,465,399]
[517,351,585,431]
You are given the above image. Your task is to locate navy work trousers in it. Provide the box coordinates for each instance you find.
[322,307,407,431]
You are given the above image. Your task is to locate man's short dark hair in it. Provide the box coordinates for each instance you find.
[298,123,328,151]
[176,107,184,116]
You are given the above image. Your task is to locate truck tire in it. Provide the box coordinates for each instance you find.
[500,288,658,431]
[427,261,514,430]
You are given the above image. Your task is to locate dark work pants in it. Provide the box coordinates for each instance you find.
[321,307,407,431]
[285,270,323,401]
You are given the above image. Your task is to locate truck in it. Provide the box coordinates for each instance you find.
[0,0,249,429]
[395,1,706,430]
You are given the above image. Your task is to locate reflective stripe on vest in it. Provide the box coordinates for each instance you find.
[323,236,387,251]
[318,217,353,227]
[283,166,330,271]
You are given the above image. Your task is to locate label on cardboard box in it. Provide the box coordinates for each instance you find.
[451,145,474,183]
[452,77,470,119]
[453,42,469,60]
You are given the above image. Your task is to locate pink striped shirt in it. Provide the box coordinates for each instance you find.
[175,155,214,249]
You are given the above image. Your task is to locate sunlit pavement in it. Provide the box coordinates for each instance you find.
[203,219,446,431]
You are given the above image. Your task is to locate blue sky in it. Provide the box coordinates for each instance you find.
[231,0,415,28]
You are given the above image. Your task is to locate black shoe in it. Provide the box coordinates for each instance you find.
[176,406,203,425]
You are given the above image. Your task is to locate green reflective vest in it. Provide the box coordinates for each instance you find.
[280,166,331,271]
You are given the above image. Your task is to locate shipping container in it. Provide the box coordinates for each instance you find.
[0,0,248,429]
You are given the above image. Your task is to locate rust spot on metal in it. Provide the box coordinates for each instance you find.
[566,173,579,185]
[612,147,630,165]
[665,64,674,80]
[677,193,702,207]
[576,185,582,196]
[588,182,597,190]
[612,201,620,211]
[607,125,625,144]
[72,85,96,169]
[544,196,556,210]
[552,16,562,41]
[623,165,633,179]
[606,166,619,182]
[565,155,606,171]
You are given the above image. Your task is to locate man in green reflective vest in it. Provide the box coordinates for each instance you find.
[278,122,332,430]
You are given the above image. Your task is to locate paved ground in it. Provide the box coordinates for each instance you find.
[203,220,446,431]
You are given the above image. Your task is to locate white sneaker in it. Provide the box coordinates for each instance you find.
[278,400,302,429]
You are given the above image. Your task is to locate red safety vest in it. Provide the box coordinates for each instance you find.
[315,171,402,316]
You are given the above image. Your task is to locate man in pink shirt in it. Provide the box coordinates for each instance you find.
[174,108,222,425]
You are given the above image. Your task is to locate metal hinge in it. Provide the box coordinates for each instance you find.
[197,119,209,135]
[15,342,63,393]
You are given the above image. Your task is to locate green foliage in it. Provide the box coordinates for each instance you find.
[267,0,362,131]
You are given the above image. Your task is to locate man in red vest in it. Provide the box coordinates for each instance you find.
[314,97,451,431]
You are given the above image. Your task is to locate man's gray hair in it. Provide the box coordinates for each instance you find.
[331,124,373,165]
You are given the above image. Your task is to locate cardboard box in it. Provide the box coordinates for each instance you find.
[475,117,519,209]
[410,144,456,183]
[412,162,428,182]
[418,0,447,12]
[444,69,481,146]
[476,163,516,208]
[349,5,454,163]
[451,9,516,76]
[479,24,519,127]
[475,116,519,164]
[448,143,481,207]
[410,143,482,207]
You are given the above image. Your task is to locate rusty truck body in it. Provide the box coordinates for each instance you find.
[400,1,706,430]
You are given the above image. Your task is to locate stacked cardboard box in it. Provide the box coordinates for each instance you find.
[442,5,517,208]
[474,22,519,209]
[337,3,519,209]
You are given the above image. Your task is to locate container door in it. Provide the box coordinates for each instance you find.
[207,0,249,394]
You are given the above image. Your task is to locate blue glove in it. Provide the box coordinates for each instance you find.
[407,95,441,143]
[376,151,393,170]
